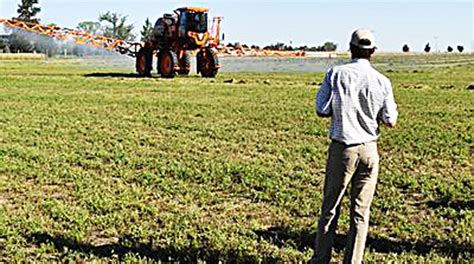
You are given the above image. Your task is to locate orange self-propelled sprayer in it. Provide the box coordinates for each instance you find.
[1,8,223,78]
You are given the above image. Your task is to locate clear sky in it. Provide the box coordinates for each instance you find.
[1,0,473,52]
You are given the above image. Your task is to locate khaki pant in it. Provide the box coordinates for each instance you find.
[311,141,379,264]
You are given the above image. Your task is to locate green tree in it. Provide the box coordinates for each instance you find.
[402,44,410,52]
[0,38,8,52]
[75,21,105,56]
[8,32,34,52]
[99,12,135,41]
[16,0,41,23]
[322,41,337,51]
[33,34,60,57]
[9,0,41,52]
[77,21,103,36]
[424,43,431,53]
[140,18,153,42]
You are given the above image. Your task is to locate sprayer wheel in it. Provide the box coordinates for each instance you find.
[197,48,219,78]
[136,47,153,77]
[158,49,177,78]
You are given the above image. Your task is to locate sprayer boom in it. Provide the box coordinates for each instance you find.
[0,18,143,57]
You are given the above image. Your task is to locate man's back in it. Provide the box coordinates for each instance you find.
[316,58,397,145]
[312,28,398,264]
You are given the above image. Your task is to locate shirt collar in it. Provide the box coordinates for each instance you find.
[351,58,371,65]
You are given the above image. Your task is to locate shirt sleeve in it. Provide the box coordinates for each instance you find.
[381,80,398,124]
[315,69,333,117]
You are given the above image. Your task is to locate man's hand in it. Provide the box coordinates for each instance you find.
[317,111,332,118]
[384,121,396,128]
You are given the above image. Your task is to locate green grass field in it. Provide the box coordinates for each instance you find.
[0,55,473,262]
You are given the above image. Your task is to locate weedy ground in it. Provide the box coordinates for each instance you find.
[0,54,473,263]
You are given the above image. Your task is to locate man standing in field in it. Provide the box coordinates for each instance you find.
[310,29,398,264]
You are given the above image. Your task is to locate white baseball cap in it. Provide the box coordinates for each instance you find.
[350,28,376,49]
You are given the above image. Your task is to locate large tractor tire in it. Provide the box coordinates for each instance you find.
[136,47,153,77]
[157,49,178,78]
[178,51,191,75]
[197,48,219,78]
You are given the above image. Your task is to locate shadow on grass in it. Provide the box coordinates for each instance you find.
[26,226,474,261]
[254,225,474,258]
[83,73,204,79]
[426,199,474,210]
[84,72,154,78]
[26,232,263,262]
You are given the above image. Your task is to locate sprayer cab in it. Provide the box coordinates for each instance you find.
[149,7,210,50]
[176,7,209,48]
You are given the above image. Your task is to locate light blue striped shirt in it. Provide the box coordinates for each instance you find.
[316,59,398,145]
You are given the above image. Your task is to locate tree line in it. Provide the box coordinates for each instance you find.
[225,41,338,52]
[402,43,464,53]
